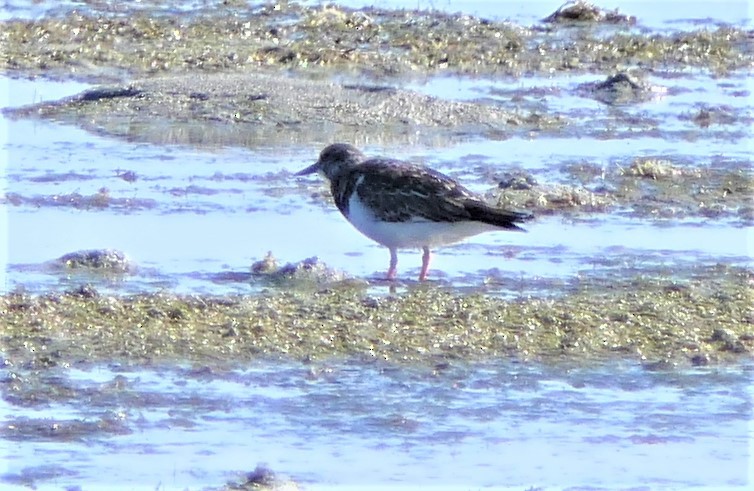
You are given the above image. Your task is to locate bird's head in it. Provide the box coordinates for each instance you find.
[296,143,365,182]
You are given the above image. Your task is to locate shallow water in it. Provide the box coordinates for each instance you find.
[1,360,752,490]
[1,2,753,489]
[3,0,753,30]
[2,66,752,294]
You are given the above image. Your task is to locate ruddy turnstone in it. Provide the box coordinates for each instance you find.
[296,143,533,281]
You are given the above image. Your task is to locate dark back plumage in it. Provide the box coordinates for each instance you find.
[305,143,532,230]
[340,158,531,230]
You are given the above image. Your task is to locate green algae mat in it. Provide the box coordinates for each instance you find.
[2,265,751,368]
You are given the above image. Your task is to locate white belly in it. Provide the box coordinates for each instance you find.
[346,194,498,248]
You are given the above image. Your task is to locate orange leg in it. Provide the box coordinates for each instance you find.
[387,247,398,280]
[419,246,431,281]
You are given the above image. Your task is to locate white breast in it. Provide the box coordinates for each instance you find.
[345,192,498,249]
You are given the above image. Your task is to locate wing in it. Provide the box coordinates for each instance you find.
[348,158,530,228]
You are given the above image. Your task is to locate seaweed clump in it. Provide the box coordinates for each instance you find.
[1,266,751,367]
[543,0,636,24]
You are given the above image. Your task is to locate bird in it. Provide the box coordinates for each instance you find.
[296,143,533,281]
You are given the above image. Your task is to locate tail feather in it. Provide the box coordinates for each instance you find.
[465,202,533,231]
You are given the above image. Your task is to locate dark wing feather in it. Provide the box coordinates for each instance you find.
[346,158,532,228]
[350,159,474,222]
[464,202,533,230]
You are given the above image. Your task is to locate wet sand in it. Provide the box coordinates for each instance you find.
[2,2,753,365]
[2,264,752,369]
[2,4,753,490]
[1,2,750,79]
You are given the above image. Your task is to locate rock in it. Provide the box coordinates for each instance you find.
[543,0,635,24]
[56,249,133,273]
[498,171,537,190]
[578,72,667,105]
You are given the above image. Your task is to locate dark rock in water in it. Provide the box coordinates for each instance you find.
[251,253,347,285]
[711,328,747,353]
[641,359,675,371]
[585,182,617,195]
[223,463,301,490]
[66,284,99,298]
[117,170,138,183]
[250,251,278,274]
[543,0,635,24]
[690,353,710,366]
[244,465,277,486]
[77,86,142,102]
[56,249,133,273]
[277,256,325,276]
[577,72,667,105]
[275,256,346,283]
[595,72,643,91]
[343,84,398,95]
[498,172,538,190]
